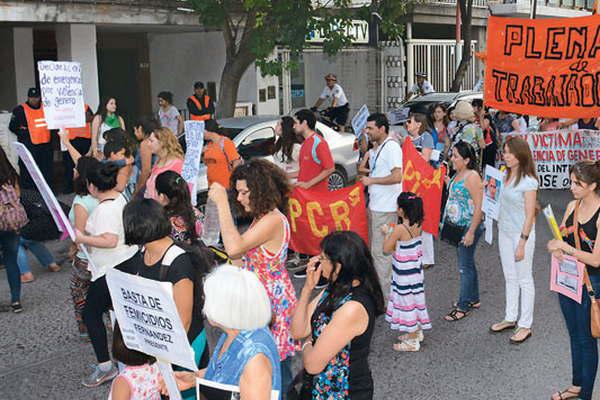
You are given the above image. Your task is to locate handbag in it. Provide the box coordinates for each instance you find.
[0,183,29,232]
[574,201,600,338]
[440,217,466,246]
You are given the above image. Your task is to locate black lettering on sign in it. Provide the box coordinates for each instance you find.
[544,28,565,60]
[504,25,523,56]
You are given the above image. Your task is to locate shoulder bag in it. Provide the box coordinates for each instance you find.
[439,176,467,246]
[574,201,600,338]
[0,184,29,232]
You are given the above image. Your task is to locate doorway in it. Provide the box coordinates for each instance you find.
[97,49,138,129]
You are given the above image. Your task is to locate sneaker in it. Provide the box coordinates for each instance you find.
[81,364,118,388]
[293,268,307,279]
[315,277,328,289]
[11,302,23,313]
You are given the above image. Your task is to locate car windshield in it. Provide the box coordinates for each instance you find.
[219,127,243,140]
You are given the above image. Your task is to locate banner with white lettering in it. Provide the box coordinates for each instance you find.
[525,129,600,189]
[105,268,197,372]
[37,61,85,130]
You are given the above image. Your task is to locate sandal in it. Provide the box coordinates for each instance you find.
[551,387,581,400]
[453,301,481,310]
[444,308,470,322]
[393,338,420,352]
[397,331,424,343]
[490,320,517,333]
[510,327,532,344]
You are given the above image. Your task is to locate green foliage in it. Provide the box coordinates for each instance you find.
[189,0,409,75]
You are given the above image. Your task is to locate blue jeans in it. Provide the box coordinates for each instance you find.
[558,273,600,400]
[456,224,483,311]
[17,238,55,274]
[0,231,21,303]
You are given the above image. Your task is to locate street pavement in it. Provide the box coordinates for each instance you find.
[0,189,598,399]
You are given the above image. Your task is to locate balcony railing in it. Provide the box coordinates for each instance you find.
[424,0,594,10]
[22,0,193,10]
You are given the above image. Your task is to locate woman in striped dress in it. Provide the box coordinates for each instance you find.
[382,192,432,352]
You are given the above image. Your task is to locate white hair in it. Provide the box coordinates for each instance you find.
[203,264,272,331]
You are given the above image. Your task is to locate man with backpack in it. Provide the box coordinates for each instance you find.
[201,119,241,246]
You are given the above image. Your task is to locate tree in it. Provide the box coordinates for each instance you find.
[450,0,474,92]
[189,0,408,118]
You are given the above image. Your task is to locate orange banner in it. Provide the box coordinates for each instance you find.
[402,138,446,236]
[288,182,369,255]
[484,15,600,119]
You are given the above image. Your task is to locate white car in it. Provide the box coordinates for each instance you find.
[194,115,360,204]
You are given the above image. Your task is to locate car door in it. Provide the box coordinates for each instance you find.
[237,126,276,160]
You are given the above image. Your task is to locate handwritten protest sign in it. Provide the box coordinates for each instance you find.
[288,182,368,255]
[482,165,503,220]
[484,15,600,119]
[351,104,369,138]
[106,268,198,372]
[38,61,85,130]
[524,129,600,189]
[182,121,205,205]
[402,138,446,236]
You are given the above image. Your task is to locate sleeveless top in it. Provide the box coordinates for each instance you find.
[306,285,376,400]
[110,363,161,400]
[444,172,476,227]
[98,114,121,151]
[578,118,597,130]
[204,327,281,395]
[561,205,600,276]
[242,210,300,360]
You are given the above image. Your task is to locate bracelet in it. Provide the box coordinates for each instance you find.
[520,233,529,241]
[302,341,311,352]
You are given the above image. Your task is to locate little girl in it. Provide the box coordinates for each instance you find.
[109,323,161,400]
[382,192,432,352]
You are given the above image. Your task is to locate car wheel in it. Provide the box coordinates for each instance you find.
[328,167,347,191]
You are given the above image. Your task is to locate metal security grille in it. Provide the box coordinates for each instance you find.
[406,39,479,93]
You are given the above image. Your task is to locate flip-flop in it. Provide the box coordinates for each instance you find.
[489,320,517,333]
[510,328,532,344]
[551,388,581,400]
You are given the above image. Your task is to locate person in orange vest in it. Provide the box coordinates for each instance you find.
[62,104,95,193]
[186,81,214,121]
[8,88,53,189]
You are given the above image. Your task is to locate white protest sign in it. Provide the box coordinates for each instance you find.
[525,129,600,189]
[351,104,369,138]
[37,61,85,130]
[484,218,493,245]
[182,121,205,205]
[157,361,183,400]
[482,165,504,220]
[387,107,410,125]
[105,268,198,372]
[13,142,96,265]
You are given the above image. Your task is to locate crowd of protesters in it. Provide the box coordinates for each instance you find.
[1,81,600,400]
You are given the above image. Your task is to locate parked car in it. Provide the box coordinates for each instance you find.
[388,91,483,138]
[194,115,359,205]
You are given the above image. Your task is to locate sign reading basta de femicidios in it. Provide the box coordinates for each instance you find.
[105,269,197,371]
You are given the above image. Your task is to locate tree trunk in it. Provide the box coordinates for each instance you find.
[450,0,473,92]
[217,58,254,118]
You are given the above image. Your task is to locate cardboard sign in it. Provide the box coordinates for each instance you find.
[402,138,446,236]
[37,61,85,129]
[525,129,600,189]
[105,268,198,372]
[550,254,584,303]
[351,104,370,138]
[288,182,368,255]
[182,121,205,205]
[484,15,600,119]
[482,165,504,220]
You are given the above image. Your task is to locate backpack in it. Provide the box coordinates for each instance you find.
[19,189,70,241]
[0,183,28,232]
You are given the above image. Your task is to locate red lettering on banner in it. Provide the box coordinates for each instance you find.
[288,183,369,255]
[402,138,446,236]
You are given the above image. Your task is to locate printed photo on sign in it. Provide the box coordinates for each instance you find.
[196,379,279,400]
[482,165,503,220]
[550,254,584,304]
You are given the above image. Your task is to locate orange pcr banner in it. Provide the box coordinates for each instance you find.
[484,15,600,119]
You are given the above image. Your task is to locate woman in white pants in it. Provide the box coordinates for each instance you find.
[490,136,538,344]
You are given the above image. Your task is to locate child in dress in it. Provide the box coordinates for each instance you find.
[382,192,432,352]
[109,323,161,400]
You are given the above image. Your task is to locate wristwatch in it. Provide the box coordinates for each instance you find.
[520,233,529,241]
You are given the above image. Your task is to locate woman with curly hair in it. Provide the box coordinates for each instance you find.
[143,127,185,200]
[208,158,299,396]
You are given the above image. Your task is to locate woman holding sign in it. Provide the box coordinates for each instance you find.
[490,137,538,344]
[547,161,600,400]
[208,158,299,396]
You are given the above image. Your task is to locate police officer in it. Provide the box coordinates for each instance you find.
[187,81,215,121]
[405,72,435,101]
[8,88,53,189]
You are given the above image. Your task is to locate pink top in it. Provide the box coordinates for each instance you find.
[144,158,184,200]
[241,210,300,360]
[109,363,161,400]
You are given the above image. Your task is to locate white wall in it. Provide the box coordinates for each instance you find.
[148,31,259,115]
[13,27,35,106]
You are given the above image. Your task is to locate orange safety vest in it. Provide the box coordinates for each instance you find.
[188,95,212,121]
[66,104,92,140]
[21,102,51,145]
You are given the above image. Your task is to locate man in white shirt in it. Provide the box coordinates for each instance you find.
[406,72,435,101]
[360,113,403,299]
[311,73,350,129]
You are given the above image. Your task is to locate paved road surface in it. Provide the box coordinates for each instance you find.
[0,190,597,399]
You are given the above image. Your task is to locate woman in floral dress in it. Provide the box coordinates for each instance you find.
[208,159,299,396]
